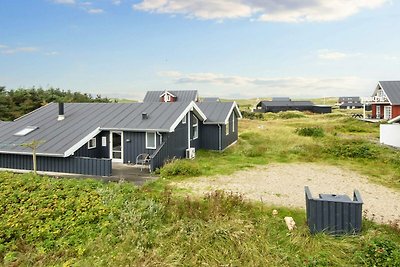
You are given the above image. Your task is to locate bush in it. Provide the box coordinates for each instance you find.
[359,239,400,266]
[159,159,202,178]
[241,111,264,120]
[278,111,305,119]
[295,127,325,137]
[326,139,377,159]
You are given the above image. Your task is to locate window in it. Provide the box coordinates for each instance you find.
[102,136,107,147]
[192,116,198,139]
[226,121,230,135]
[146,132,156,149]
[182,114,186,124]
[165,94,171,102]
[14,126,38,136]
[88,138,96,149]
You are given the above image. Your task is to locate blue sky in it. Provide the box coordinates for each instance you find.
[0,0,399,100]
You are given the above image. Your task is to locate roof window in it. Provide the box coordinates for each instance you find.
[14,126,38,136]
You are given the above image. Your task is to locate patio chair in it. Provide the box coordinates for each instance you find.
[136,153,150,171]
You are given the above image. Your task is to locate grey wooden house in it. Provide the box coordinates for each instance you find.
[0,98,241,176]
[254,97,331,114]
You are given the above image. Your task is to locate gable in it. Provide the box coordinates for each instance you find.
[143,90,198,102]
[375,81,400,105]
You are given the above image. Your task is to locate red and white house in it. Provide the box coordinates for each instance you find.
[371,81,400,120]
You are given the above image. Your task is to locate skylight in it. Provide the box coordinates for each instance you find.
[14,126,38,136]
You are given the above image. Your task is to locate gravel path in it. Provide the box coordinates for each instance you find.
[173,163,400,225]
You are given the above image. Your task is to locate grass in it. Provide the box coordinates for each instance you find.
[1,172,400,266]
[2,110,400,266]
[160,112,400,190]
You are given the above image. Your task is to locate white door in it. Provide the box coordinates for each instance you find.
[376,106,381,119]
[110,131,123,162]
[384,106,392,120]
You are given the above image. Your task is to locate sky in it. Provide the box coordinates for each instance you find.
[0,0,399,100]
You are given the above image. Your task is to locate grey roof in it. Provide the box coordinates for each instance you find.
[197,102,241,124]
[0,102,201,156]
[272,97,291,102]
[258,100,314,107]
[379,81,400,105]
[338,96,361,102]
[143,90,198,102]
[202,97,220,102]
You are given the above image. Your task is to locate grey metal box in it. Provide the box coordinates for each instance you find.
[305,186,363,235]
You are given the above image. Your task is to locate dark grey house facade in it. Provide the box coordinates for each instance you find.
[198,102,241,150]
[338,96,363,109]
[254,98,331,114]
[0,98,241,176]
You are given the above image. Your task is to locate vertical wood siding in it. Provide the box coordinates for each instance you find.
[0,154,112,176]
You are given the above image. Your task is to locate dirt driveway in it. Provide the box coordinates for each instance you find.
[173,163,400,225]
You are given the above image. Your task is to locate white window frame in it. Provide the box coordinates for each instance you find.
[376,105,381,118]
[226,121,230,135]
[102,136,107,147]
[384,106,392,120]
[146,132,156,149]
[192,116,198,140]
[182,114,187,124]
[88,138,96,149]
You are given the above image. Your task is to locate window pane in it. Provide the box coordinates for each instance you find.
[147,132,156,148]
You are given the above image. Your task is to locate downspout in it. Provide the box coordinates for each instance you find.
[187,113,191,149]
[156,132,162,144]
[218,124,222,151]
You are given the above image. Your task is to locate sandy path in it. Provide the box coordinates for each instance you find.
[172,163,400,225]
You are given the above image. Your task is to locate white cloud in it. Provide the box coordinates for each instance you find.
[87,8,104,14]
[133,0,387,22]
[317,50,348,60]
[112,0,122,5]
[1,46,39,55]
[44,51,60,56]
[52,0,75,4]
[158,70,371,98]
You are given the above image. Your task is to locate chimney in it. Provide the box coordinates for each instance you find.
[58,102,65,121]
[142,112,148,120]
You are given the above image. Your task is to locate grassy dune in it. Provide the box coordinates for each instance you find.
[1,111,400,266]
[1,172,400,266]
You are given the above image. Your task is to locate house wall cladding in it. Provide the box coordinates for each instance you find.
[123,131,162,164]
[74,131,110,158]
[222,113,238,150]
[372,104,400,119]
[200,125,220,150]
[0,154,112,176]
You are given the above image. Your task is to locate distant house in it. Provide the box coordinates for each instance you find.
[371,81,400,120]
[0,94,241,176]
[338,97,363,109]
[254,97,331,114]
[143,90,199,103]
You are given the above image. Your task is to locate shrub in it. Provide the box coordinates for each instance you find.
[359,239,400,266]
[295,127,325,137]
[159,159,202,178]
[241,111,264,120]
[325,139,377,159]
[278,111,305,119]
